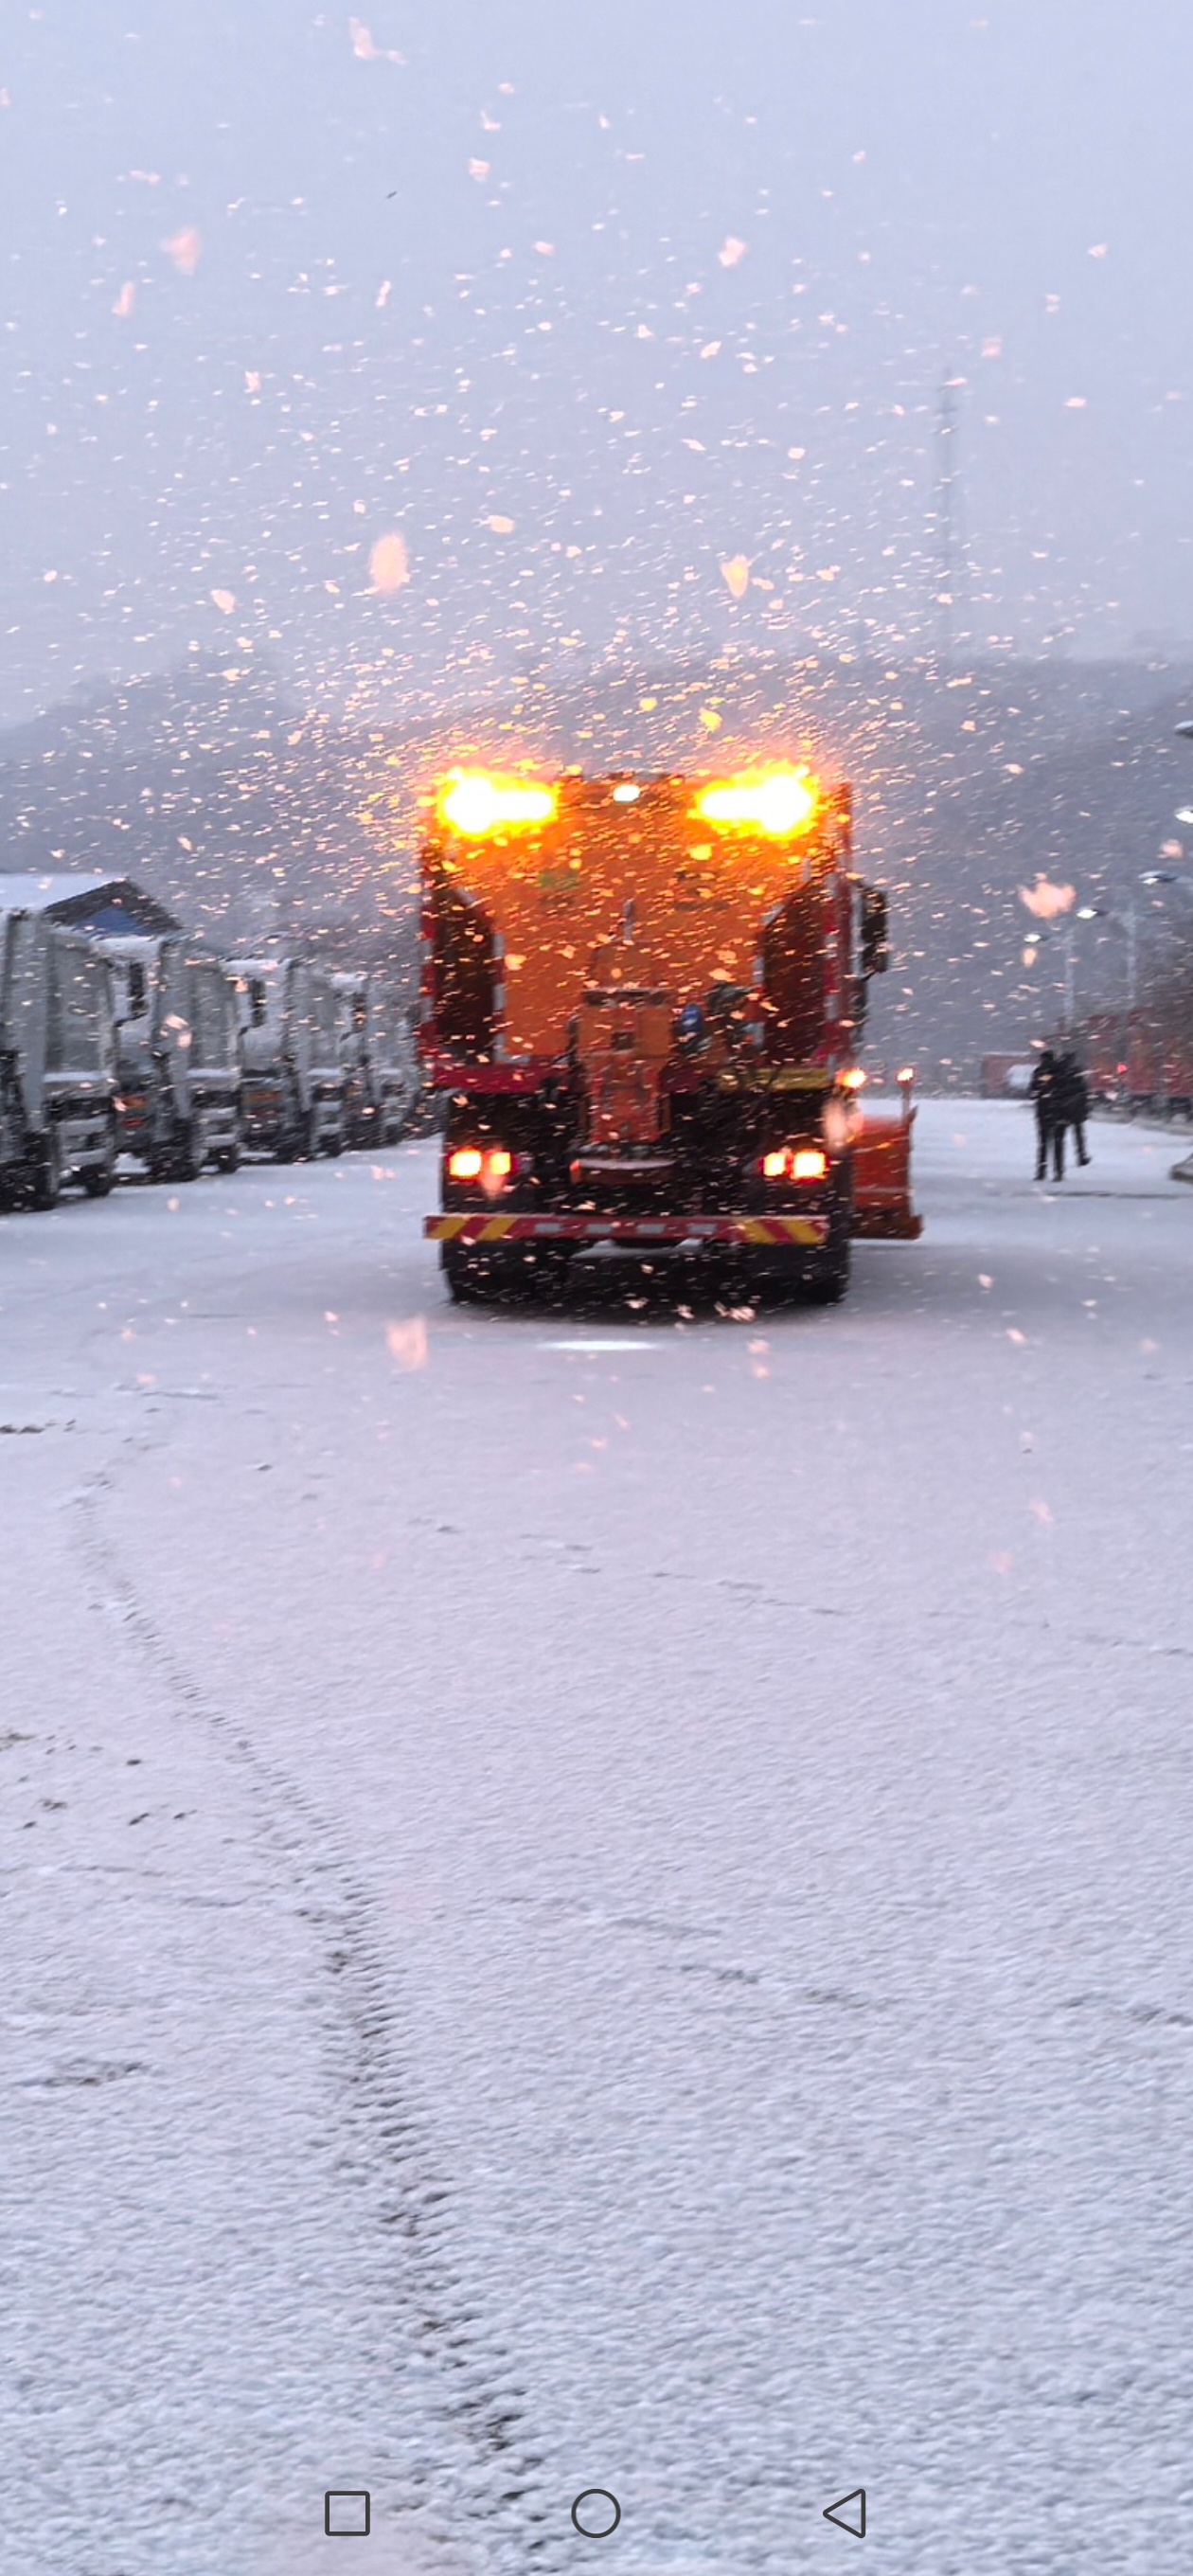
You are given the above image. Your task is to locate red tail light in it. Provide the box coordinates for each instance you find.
[447,1144,518,1192]
[760,1145,828,1183]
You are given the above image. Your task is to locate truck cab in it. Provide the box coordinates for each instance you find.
[106,935,241,1179]
[333,970,420,1147]
[0,910,118,1208]
[227,956,347,1161]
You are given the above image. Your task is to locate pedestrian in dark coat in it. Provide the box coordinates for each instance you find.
[1057,1051,1091,1167]
[1029,1046,1064,1180]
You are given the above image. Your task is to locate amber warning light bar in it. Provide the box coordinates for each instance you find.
[434,767,820,840]
[438,773,559,835]
[695,768,818,836]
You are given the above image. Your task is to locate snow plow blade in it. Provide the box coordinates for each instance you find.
[851,1105,922,1240]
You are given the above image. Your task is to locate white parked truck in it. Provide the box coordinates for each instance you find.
[0,909,118,1208]
[105,935,241,1180]
[226,956,347,1160]
[333,971,419,1147]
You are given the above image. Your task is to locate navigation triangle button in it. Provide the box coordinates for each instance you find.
[823,2487,866,2538]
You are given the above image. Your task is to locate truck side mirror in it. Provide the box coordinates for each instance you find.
[861,887,889,977]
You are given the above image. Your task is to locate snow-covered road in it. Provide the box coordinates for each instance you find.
[3,1101,1191,2576]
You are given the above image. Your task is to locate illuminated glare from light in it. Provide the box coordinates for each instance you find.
[612,782,641,803]
[448,1145,514,1191]
[761,1145,828,1182]
[696,770,818,836]
[841,1067,867,1091]
[439,773,558,835]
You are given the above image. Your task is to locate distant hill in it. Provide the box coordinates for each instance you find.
[3,646,1191,1080]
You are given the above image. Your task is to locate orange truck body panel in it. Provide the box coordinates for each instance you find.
[422,780,852,1067]
[418,770,919,1274]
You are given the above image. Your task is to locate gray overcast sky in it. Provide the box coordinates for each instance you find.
[3,0,1192,724]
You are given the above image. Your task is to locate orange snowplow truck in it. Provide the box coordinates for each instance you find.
[419,765,919,1303]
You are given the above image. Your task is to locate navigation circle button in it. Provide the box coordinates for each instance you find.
[571,2489,622,2538]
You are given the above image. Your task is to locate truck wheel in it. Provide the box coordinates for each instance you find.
[171,1120,205,1181]
[81,1118,117,1197]
[276,1113,309,1164]
[31,1131,62,1210]
[525,1245,570,1305]
[806,1250,850,1306]
[443,1247,495,1303]
[214,1143,240,1174]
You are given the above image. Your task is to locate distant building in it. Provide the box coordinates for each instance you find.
[0,872,181,937]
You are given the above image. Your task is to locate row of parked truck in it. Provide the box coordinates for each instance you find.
[0,913,419,1209]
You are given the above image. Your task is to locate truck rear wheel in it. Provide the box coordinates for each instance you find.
[443,1245,544,1304]
[31,1130,62,1211]
[806,1262,848,1306]
[444,1247,491,1303]
[172,1119,205,1181]
[805,1243,851,1305]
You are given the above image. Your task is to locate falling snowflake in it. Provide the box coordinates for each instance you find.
[163,226,202,277]
[369,532,410,593]
[1020,879,1076,921]
[349,19,404,63]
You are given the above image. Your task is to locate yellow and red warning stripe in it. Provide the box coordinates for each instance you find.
[425,1212,829,1248]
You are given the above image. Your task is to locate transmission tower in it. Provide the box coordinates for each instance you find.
[934,381,961,671]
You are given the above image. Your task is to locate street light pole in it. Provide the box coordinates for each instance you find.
[1086,902,1138,1010]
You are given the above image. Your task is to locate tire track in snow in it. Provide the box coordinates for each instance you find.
[70,1449,561,2576]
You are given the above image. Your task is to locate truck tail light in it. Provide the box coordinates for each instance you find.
[447,1145,517,1191]
[760,1145,828,1183]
